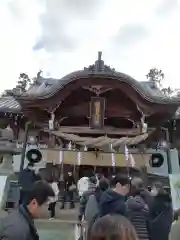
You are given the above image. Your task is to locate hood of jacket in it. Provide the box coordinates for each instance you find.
[99,189,127,216]
[101,189,125,204]
[155,191,172,208]
[127,196,147,211]
[156,191,171,202]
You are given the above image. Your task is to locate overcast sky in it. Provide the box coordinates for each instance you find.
[0,0,180,92]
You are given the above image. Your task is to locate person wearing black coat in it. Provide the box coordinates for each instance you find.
[19,163,41,204]
[61,172,76,209]
[130,177,154,209]
[99,174,130,217]
[127,195,150,240]
[149,183,173,240]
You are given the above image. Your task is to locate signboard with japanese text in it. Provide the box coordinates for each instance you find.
[89,97,105,129]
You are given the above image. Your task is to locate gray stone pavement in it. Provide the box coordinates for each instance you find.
[37,221,75,240]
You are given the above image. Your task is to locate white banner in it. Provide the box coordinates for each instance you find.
[124,145,129,162]
[59,150,63,164]
[77,151,82,165]
[129,153,135,167]
[111,153,116,166]
[124,145,135,167]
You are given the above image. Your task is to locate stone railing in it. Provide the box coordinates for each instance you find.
[0,138,21,154]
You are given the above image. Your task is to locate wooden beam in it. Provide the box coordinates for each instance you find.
[47,126,155,136]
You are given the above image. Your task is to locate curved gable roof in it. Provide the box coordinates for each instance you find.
[18,52,180,104]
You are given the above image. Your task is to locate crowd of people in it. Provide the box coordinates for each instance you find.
[78,174,175,240]
[18,163,77,218]
[0,167,178,240]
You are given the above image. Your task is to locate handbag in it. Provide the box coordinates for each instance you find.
[69,184,76,191]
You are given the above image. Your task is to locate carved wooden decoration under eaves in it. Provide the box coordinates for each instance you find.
[83,86,112,96]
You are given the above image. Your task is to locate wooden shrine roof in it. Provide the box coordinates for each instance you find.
[1,84,180,114]
[23,78,173,102]
[1,52,180,116]
[0,96,21,113]
[15,52,180,105]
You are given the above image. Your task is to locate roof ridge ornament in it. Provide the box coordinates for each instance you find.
[98,51,102,61]
[95,51,104,72]
[84,51,115,74]
[37,70,42,79]
[33,70,44,86]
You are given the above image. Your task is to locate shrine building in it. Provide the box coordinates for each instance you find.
[0,52,180,181]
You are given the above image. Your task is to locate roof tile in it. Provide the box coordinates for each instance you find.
[0,96,21,112]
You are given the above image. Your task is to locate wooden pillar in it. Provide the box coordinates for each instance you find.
[48,133,56,148]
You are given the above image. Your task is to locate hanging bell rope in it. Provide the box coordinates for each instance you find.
[52,131,89,142]
[82,136,105,146]
[112,137,129,147]
[95,137,111,147]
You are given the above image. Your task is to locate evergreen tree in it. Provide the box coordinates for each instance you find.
[161,86,174,96]
[17,73,31,92]
[146,68,164,87]
[1,70,42,97]
[146,68,174,97]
